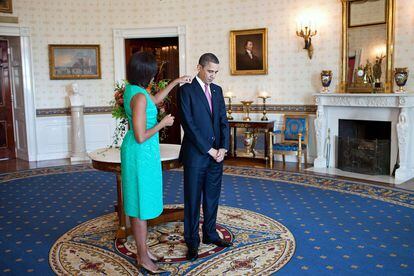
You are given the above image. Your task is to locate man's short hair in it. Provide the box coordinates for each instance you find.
[198,53,219,67]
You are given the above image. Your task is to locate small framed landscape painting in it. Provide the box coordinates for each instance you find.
[48,44,101,80]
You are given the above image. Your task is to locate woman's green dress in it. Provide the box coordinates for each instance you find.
[121,84,163,220]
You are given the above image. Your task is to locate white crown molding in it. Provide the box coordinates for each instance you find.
[0,23,21,36]
[113,25,187,84]
[114,26,185,38]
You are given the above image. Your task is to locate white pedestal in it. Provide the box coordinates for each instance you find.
[70,105,89,162]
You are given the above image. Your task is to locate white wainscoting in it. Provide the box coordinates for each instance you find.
[35,112,316,163]
[36,114,117,161]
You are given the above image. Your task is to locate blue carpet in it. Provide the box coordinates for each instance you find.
[1,165,413,275]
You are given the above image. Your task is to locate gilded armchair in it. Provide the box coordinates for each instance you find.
[268,115,308,169]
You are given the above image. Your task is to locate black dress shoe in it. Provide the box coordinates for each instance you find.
[203,238,233,247]
[186,247,198,261]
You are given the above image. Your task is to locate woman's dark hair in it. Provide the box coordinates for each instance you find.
[127,51,157,88]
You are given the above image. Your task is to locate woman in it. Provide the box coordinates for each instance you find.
[121,51,191,273]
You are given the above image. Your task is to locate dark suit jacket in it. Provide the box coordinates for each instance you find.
[178,79,229,167]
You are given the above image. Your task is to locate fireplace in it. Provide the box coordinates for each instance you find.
[313,93,414,184]
[337,119,391,175]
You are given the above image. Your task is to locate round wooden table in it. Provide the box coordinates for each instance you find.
[89,144,183,240]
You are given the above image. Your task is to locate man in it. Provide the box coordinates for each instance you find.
[178,53,232,261]
[236,40,262,70]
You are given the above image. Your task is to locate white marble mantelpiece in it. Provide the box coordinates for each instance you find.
[313,93,414,184]
[314,93,414,108]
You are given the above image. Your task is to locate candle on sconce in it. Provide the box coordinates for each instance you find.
[257,89,270,121]
[257,84,269,99]
[375,45,386,59]
[375,48,381,58]
[310,20,316,32]
[225,91,234,98]
[225,86,235,98]
[259,91,269,98]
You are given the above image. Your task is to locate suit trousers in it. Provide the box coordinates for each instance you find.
[183,159,223,248]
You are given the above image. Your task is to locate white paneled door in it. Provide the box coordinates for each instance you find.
[0,39,15,160]
[8,37,28,160]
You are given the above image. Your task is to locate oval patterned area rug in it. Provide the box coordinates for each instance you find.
[49,204,295,275]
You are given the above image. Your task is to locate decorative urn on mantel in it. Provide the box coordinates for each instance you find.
[313,93,414,184]
[394,68,409,94]
[320,70,332,93]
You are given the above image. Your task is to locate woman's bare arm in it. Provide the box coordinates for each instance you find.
[149,76,192,104]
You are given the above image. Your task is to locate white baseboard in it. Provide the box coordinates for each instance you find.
[37,152,71,161]
[273,154,316,164]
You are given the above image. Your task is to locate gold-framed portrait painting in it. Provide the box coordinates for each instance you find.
[48,44,101,80]
[0,0,12,13]
[230,28,267,75]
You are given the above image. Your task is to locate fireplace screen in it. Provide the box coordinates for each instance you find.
[337,137,390,175]
[337,119,391,175]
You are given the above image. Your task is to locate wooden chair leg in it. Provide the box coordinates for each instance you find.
[268,152,273,168]
[304,151,308,168]
[282,155,285,165]
[298,133,302,171]
[268,132,273,168]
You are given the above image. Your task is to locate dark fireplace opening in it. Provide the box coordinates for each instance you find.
[337,119,391,175]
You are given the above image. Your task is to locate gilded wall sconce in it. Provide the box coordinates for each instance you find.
[296,24,317,59]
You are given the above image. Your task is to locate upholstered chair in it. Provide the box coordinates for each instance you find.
[268,115,308,169]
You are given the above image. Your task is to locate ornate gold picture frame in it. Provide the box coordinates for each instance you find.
[230,28,268,75]
[0,0,12,13]
[340,0,395,93]
[48,44,101,80]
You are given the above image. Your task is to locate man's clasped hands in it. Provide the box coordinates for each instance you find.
[208,148,227,163]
